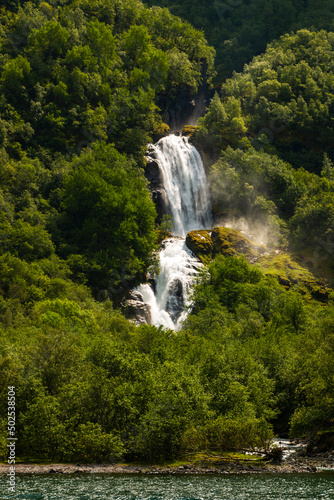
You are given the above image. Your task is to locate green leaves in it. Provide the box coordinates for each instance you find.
[69,423,125,463]
[61,142,157,292]
[28,21,71,60]
[0,0,212,160]
[1,220,54,261]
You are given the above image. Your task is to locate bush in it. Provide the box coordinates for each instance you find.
[205,416,273,451]
[69,423,125,463]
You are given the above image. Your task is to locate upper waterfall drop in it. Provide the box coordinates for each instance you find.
[150,135,212,236]
[137,134,212,331]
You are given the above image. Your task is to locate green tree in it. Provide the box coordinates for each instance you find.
[61,142,157,294]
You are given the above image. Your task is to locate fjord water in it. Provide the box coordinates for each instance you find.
[4,472,334,499]
[138,135,212,330]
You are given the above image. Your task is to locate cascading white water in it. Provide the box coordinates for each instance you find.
[138,134,212,330]
[139,238,203,330]
[152,134,212,237]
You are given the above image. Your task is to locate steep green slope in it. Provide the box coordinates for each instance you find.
[197,30,334,170]
[194,31,334,278]
[1,0,334,465]
[0,0,214,297]
[143,0,334,80]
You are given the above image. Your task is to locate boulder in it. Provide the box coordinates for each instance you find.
[122,290,151,325]
[211,227,265,259]
[186,226,266,262]
[165,278,184,323]
[186,230,213,263]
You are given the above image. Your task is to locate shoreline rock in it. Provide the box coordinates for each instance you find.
[1,456,333,475]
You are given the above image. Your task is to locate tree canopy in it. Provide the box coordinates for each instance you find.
[1,0,334,465]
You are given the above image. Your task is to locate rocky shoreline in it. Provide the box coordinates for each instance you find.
[1,455,333,475]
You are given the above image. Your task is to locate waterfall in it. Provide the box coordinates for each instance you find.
[151,134,212,237]
[138,134,212,330]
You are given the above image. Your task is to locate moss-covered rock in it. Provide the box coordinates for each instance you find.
[186,226,266,262]
[186,226,331,304]
[186,230,213,263]
[182,125,197,139]
[211,227,266,260]
[256,251,329,302]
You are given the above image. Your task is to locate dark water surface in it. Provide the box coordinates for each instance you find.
[1,472,334,499]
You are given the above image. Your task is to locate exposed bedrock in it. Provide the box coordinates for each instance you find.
[121,290,152,325]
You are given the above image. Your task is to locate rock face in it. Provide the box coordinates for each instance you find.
[145,152,169,224]
[122,290,151,325]
[186,227,266,263]
[211,227,266,259]
[145,155,163,189]
[185,226,329,304]
[185,230,213,263]
[165,278,184,323]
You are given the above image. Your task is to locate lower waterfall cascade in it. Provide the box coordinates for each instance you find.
[137,134,212,330]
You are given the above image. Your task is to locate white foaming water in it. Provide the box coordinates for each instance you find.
[138,238,202,331]
[138,135,212,330]
[151,134,212,237]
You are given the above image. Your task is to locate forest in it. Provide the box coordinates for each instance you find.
[0,0,334,463]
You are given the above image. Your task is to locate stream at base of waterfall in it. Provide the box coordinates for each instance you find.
[137,134,212,331]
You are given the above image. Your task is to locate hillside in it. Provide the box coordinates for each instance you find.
[0,0,334,464]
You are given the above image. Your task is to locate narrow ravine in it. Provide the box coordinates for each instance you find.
[137,134,212,330]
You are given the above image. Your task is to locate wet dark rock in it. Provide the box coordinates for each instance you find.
[165,278,184,322]
[144,152,170,224]
[122,290,151,325]
[148,277,156,293]
[152,189,169,223]
[145,157,163,190]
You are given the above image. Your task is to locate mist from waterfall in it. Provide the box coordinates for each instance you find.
[138,134,212,330]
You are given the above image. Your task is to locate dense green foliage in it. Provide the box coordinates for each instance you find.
[0,0,214,293]
[187,256,334,441]
[207,145,334,253]
[60,143,157,293]
[0,0,216,461]
[1,255,333,463]
[0,0,214,161]
[197,30,334,169]
[0,289,273,462]
[196,30,334,275]
[191,27,334,450]
[143,0,334,80]
[1,0,334,465]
